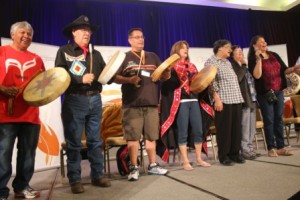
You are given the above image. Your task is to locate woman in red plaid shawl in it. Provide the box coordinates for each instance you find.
[159,41,211,170]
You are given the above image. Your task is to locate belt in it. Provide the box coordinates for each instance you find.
[69,90,99,96]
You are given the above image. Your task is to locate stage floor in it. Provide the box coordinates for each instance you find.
[6,134,300,200]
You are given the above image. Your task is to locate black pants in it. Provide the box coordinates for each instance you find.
[215,103,242,162]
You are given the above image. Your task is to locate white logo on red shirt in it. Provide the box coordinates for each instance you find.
[5,58,37,81]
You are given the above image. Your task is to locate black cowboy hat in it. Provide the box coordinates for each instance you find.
[63,15,99,38]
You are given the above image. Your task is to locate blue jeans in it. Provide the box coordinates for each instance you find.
[257,91,285,150]
[0,123,40,198]
[176,101,203,145]
[62,94,103,184]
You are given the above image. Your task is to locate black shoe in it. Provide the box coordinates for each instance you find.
[92,177,111,187]
[231,155,246,164]
[70,182,84,194]
[220,158,234,166]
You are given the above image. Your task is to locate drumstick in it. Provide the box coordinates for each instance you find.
[89,43,93,74]
[136,50,144,76]
[7,98,14,115]
[7,69,42,115]
[134,50,144,88]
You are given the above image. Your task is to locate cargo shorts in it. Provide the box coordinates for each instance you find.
[122,106,159,141]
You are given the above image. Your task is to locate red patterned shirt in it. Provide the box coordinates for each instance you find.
[262,53,282,91]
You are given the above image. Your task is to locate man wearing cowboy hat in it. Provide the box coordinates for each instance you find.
[55,15,111,194]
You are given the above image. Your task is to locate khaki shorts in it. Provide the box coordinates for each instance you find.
[122,107,159,141]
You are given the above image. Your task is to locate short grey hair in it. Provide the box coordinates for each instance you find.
[213,39,231,54]
[10,21,34,36]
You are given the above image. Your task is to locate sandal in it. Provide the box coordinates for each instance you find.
[196,160,211,167]
[268,149,278,157]
[276,148,293,156]
[182,162,194,171]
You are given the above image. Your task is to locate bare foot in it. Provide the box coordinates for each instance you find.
[182,162,194,171]
[196,160,211,167]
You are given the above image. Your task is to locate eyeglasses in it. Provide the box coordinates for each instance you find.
[130,36,145,40]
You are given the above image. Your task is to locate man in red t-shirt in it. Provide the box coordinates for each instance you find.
[0,21,45,200]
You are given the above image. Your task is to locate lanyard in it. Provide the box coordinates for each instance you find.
[131,50,145,65]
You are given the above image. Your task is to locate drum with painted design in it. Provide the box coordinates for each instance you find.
[23,67,70,106]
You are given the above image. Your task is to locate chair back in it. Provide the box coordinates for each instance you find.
[256,107,263,121]
[81,129,86,140]
[101,103,123,141]
[283,99,293,118]
[291,95,300,117]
